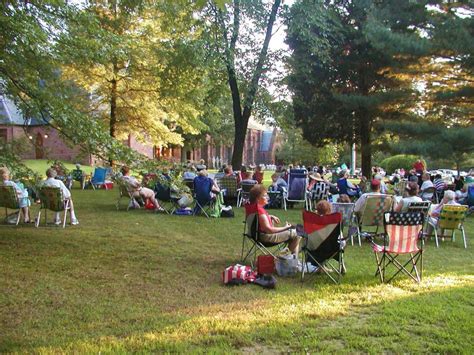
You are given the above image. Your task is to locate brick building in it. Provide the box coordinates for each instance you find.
[1,95,280,167]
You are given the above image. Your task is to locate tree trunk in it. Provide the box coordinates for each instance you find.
[109,63,118,166]
[360,114,372,178]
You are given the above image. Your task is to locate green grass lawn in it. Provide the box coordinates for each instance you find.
[23,159,95,178]
[0,188,473,353]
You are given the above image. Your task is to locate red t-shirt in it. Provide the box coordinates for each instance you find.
[413,161,424,172]
[244,203,272,233]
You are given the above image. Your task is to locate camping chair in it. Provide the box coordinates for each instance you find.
[394,180,407,197]
[237,181,257,207]
[428,205,468,248]
[35,186,70,228]
[308,182,330,211]
[285,168,310,210]
[467,185,474,213]
[241,203,287,267]
[301,210,346,284]
[331,202,358,246]
[192,177,221,218]
[355,195,393,241]
[407,201,431,229]
[154,179,179,214]
[0,185,22,226]
[217,175,239,205]
[116,179,138,211]
[372,212,425,283]
[86,167,108,190]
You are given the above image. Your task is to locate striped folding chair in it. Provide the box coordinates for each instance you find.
[308,182,330,211]
[372,212,425,283]
[429,205,468,248]
[331,202,358,245]
[301,210,346,284]
[217,175,239,204]
[35,186,71,228]
[394,180,407,197]
[0,185,22,225]
[355,195,393,241]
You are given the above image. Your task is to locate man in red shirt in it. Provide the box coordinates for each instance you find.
[413,159,425,174]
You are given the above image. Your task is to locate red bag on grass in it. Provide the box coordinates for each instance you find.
[257,255,275,275]
[144,199,155,210]
[222,265,257,285]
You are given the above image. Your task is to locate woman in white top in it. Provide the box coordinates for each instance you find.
[0,167,31,223]
[394,181,422,212]
[43,168,79,225]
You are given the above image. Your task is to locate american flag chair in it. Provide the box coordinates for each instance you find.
[241,203,286,267]
[301,210,346,284]
[372,212,424,283]
[428,205,468,248]
[331,202,359,246]
[355,195,393,241]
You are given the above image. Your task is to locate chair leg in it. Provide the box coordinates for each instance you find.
[434,227,439,248]
[462,227,467,248]
[35,210,41,228]
[15,210,21,226]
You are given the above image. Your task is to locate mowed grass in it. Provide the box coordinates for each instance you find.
[0,188,473,353]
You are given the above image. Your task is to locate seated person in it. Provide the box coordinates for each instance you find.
[394,181,422,212]
[121,166,163,212]
[253,166,264,184]
[455,185,468,205]
[420,173,434,201]
[69,163,85,189]
[315,200,331,216]
[337,170,360,198]
[267,172,288,208]
[240,171,257,185]
[358,176,369,194]
[245,184,300,255]
[193,169,220,206]
[42,168,79,225]
[182,164,197,180]
[426,190,459,235]
[373,174,388,194]
[433,174,446,193]
[0,167,31,223]
[354,179,382,216]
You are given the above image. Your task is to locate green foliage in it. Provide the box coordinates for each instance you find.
[379,154,424,175]
[0,140,41,186]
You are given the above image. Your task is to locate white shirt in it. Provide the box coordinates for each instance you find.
[399,196,423,212]
[42,177,71,199]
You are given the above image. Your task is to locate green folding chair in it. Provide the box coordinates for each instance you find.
[35,186,70,228]
[429,205,468,248]
[0,185,21,226]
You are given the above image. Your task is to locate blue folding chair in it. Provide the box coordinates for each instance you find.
[87,168,108,190]
[284,168,310,210]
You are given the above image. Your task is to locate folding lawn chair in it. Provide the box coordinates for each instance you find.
[86,167,108,190]
[355,195,393,242]
[35,186,71,228]
[285,168,310,210]
[116,178,138,211]
[331,202,358,246]
[154,179,179,214]
[217,175,239,205]
[428,204,468,248]
[407,201,431,229]
[241,203,287,267]
[193,176,222,218]
[394,180,407,197]
[237,181,257,207]
[372,212,425,283]
[301,210,346,284]
[0,185,22,226]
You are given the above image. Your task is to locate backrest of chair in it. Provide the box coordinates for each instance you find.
[467,185,474,207]
[287,169,308,201]
[331,202,355,226]
[218,176,238,198]
[384,212,424,253]
[118,181,131,197]
[311,182,329,201]
[407,201,431,215]
[360,195,393,227]
[438,205,468,230]
[0,185,20,209]
[337,178,348,195]
[244,203,259,241]
[395,180,407,196]
[39,186,65,212]
[183,179,194,192]
[91,168,107,183]
[154,178,171,201]
[194,176,213,203]
[303,210,343,263]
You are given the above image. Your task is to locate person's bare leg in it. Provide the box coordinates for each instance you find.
[22,206,30,223]
[68,199,78,223]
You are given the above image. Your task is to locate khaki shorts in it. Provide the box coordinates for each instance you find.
[259,228,298,244]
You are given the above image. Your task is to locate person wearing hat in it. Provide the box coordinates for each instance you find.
[307,172,326,191]
[373,173,388,194]
[354,178,382,214]
[394,181,422,212]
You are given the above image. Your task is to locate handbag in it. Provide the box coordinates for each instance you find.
[222,264,256,285]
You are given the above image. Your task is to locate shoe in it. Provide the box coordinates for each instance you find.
[54,220,62,225]
[71,219,79,226]
[155,207,165,212]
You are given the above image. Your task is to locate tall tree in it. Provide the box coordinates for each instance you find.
[286,0,436,176]
[208,0,283,168]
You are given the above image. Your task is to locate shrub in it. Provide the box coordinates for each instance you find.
[380,155,426,174]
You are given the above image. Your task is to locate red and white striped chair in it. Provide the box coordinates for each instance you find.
[372,212,425,283]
